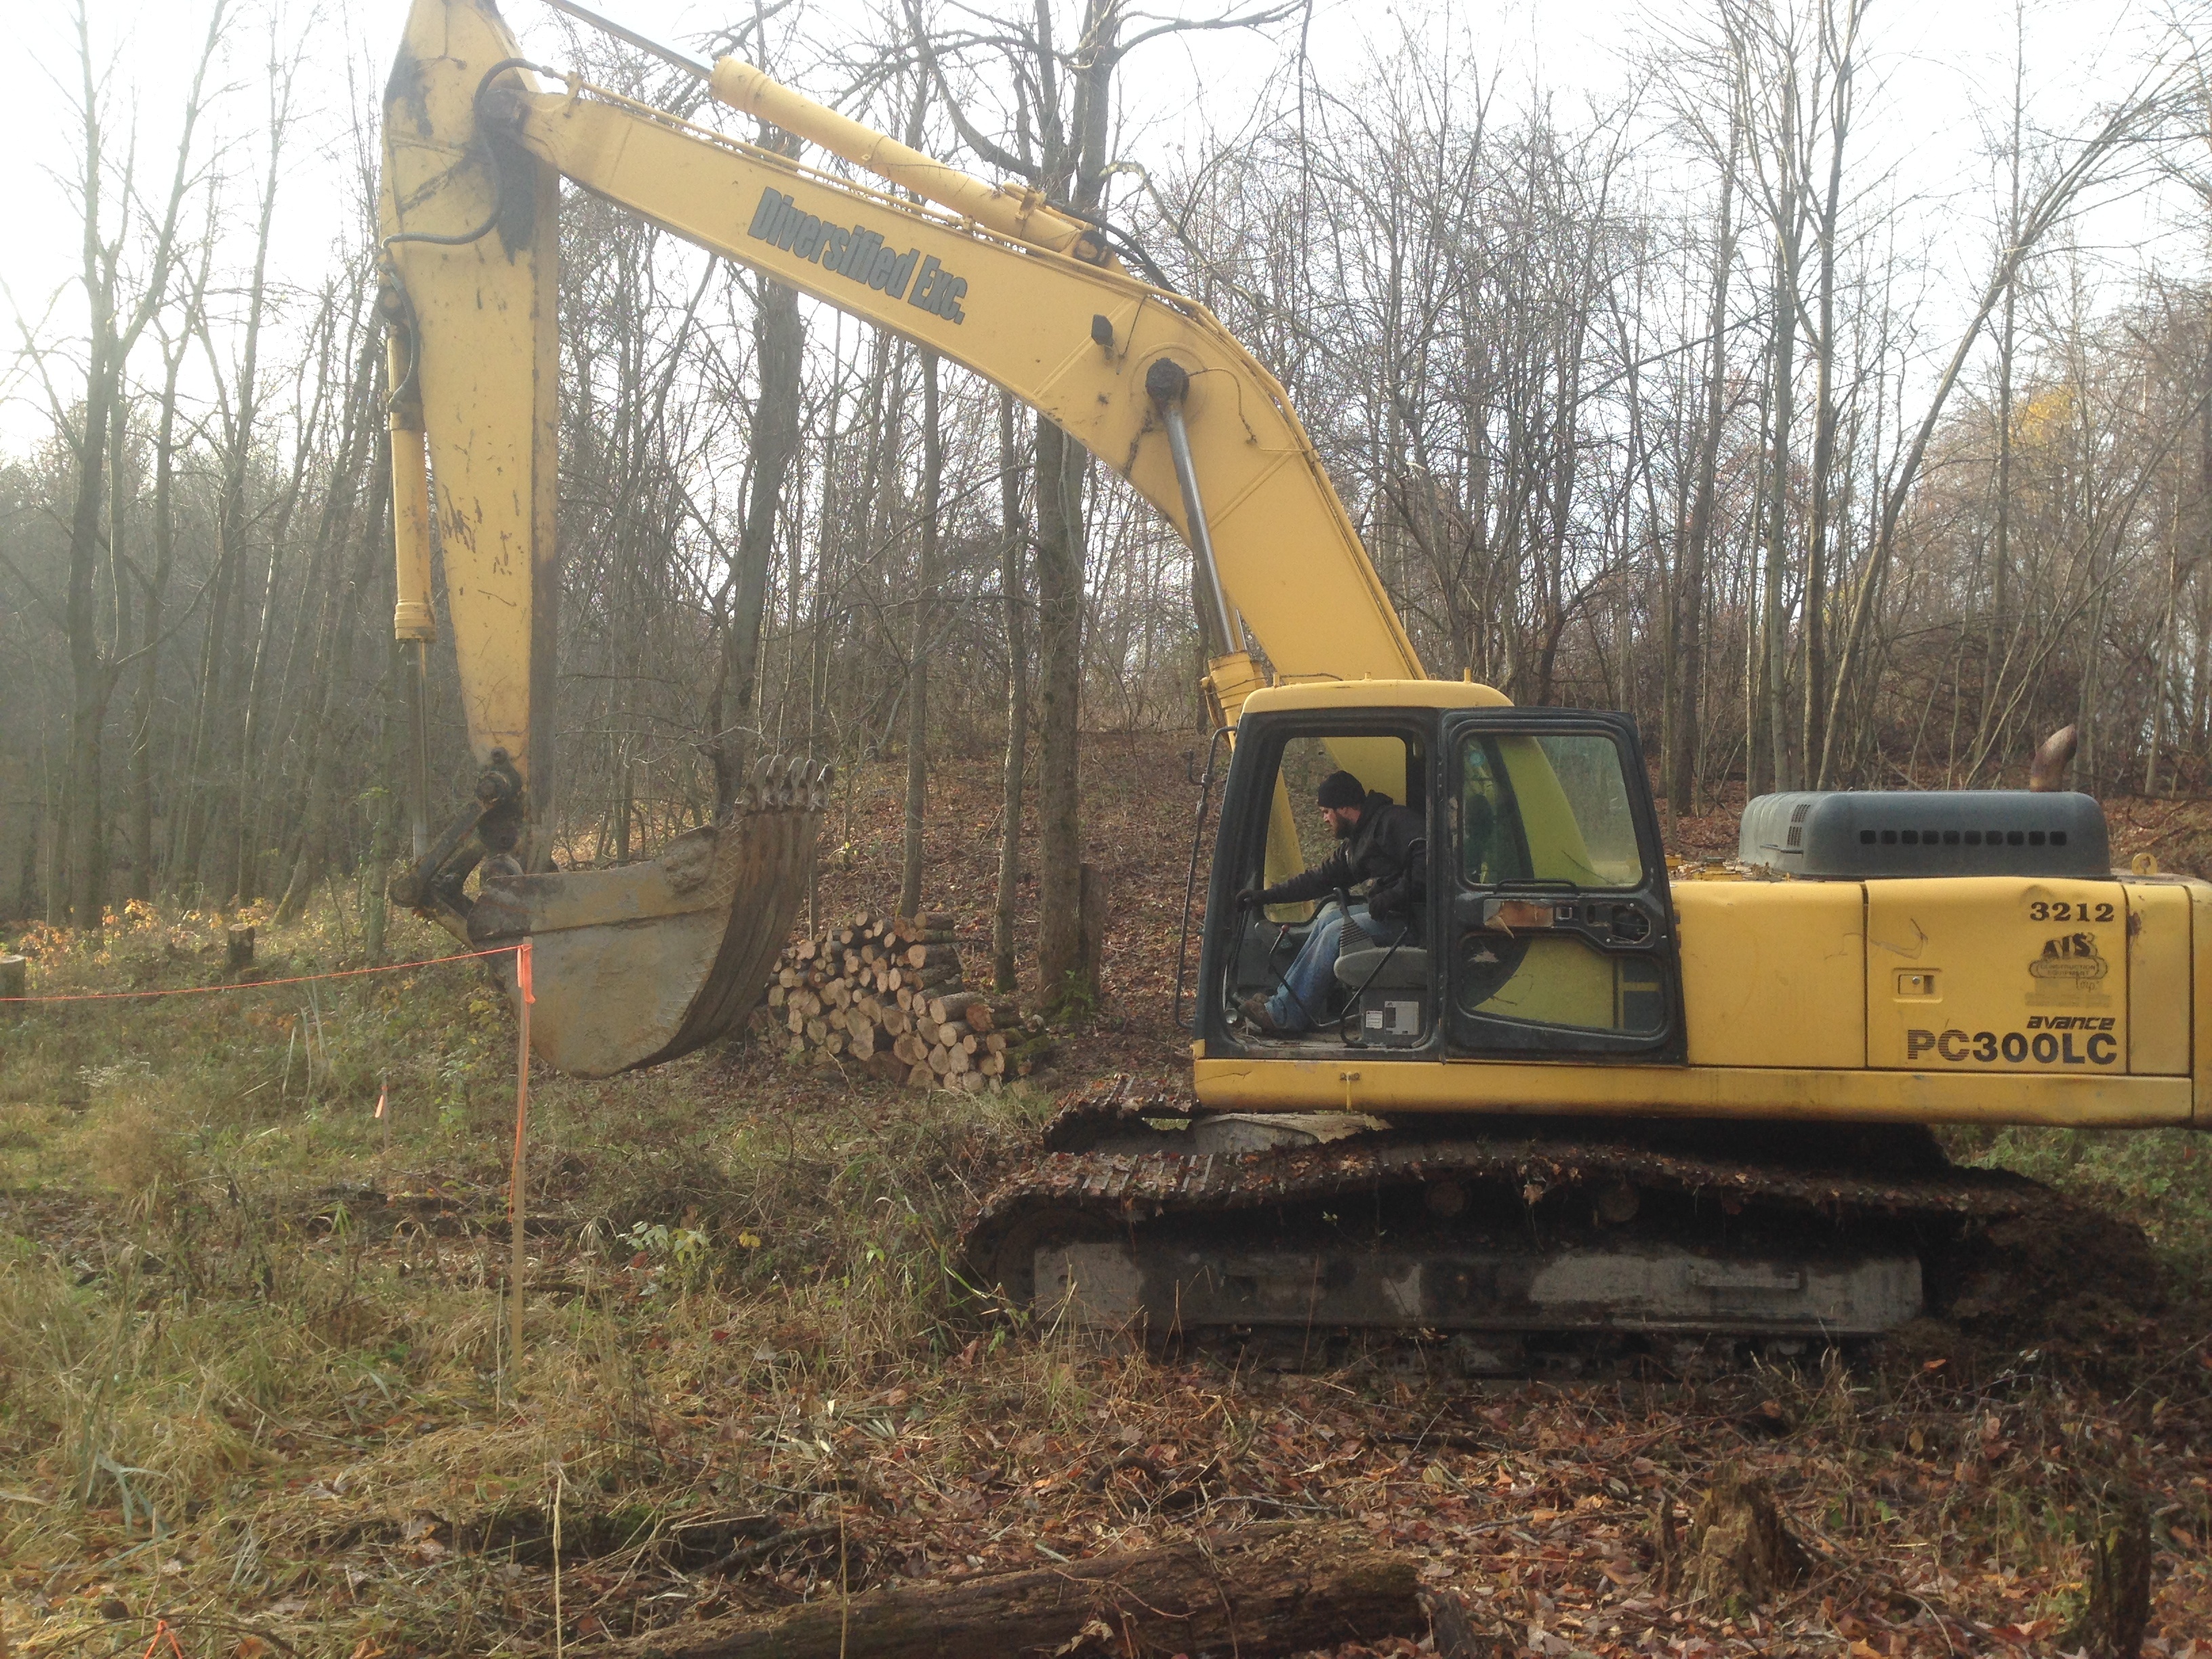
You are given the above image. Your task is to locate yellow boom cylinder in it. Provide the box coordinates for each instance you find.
[705,58,1107,264]
[386,333,436,645]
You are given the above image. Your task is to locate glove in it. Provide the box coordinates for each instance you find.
[1233,886,1265,912]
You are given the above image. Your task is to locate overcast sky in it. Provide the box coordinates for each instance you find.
[0,0,2197,455]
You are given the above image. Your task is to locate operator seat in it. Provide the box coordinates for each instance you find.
[1332,905,1427,991]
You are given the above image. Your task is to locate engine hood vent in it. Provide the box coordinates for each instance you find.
[1737,790,2110,879]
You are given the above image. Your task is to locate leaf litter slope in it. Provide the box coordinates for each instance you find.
[3,733,2212,1656]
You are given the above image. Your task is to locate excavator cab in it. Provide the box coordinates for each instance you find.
[1202,689,1683,1065]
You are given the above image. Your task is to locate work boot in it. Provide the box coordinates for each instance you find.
[1239,995,1284,1034]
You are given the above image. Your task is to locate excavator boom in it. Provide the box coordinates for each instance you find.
[377,0,1420,1072]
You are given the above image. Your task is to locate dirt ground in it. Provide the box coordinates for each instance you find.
[3,734,2212,1658]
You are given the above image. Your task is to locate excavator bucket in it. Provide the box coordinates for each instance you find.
[464,756,827,1078]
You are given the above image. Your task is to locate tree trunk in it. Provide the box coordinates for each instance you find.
[2067,1491,2151,1659]
[1803,7,1858,787]
[173,489,239,899]
[604,1523,1420,1659]
[223,119,294,905]
[1984,16,2026,764]
[1031,414,1088,1006]
[994,392,1028,994]
[57,0,214,926]
[275,423,390,924]
[900,351,942,918]
[1670,126,1736,822]
[61,292,119,930]
[1761,251,1799,795]
[1746,352,1774,796]
[62,327,118,931]
[362,649,396,965]
[129,321,194,903]
[710,268,804,810]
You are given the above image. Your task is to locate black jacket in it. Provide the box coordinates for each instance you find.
[1259,790,1427,922]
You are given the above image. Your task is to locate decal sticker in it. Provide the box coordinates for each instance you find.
[2024,929,2114,1009]
[1904,1022,2118,1067]
[2029,933,2108,982]
[746,188,966,323]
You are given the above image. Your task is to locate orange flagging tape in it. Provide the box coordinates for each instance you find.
[0,945,521,1004]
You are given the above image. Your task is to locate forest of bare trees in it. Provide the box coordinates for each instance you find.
[8,0,2212,993]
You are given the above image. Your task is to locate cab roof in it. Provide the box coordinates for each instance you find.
[1237,678,1513,716]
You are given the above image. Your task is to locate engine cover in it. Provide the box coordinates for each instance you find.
[1738,790,2109,879]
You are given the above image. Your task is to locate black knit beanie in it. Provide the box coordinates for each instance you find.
[1316,770,1366,810]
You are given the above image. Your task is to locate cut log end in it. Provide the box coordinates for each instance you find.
[762,907,1051,1090]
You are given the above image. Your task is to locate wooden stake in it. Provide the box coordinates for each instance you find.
[510,940,534,1394]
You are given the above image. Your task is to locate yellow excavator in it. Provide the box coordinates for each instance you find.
[382,0,2205,1356]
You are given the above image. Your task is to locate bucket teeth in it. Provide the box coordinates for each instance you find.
[728,752,830,813]
[746,752,780,810]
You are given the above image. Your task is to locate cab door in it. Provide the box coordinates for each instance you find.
[1444,710,1683,1060]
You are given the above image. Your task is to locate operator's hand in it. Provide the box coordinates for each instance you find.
[1233,886,1265,913]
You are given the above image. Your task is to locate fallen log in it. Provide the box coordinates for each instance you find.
[616,1521,1420,1659]
[927,989,986,1026]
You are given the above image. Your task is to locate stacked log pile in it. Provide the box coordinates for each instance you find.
[753,911,1054,1090]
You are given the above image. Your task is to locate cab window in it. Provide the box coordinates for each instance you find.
[1450,726,1665,1048]
[1260,732,1423,917]
[1460,733,1643,890]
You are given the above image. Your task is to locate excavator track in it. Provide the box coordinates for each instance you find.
[964,1077,2095,1365]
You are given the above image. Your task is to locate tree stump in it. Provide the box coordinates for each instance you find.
[1076,861,1106,1000]
[1650,1490,1683,1598]
[614,1521,1420,1659]
[1420,1586,1506,1657]
[2068,1492,2151,1658]
[1683,1467,1807,1607]
[0,956,24,1000]
[226,924,256,973]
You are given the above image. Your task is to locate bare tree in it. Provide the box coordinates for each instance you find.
[900,349,942,917]
[994,390,1029,992]
[40,0,227,926]
[912,0,1295,1005]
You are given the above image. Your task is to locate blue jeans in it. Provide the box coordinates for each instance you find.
[1264,901,1409,1033]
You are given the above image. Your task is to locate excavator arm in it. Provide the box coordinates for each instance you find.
[377,0,1421,1071]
